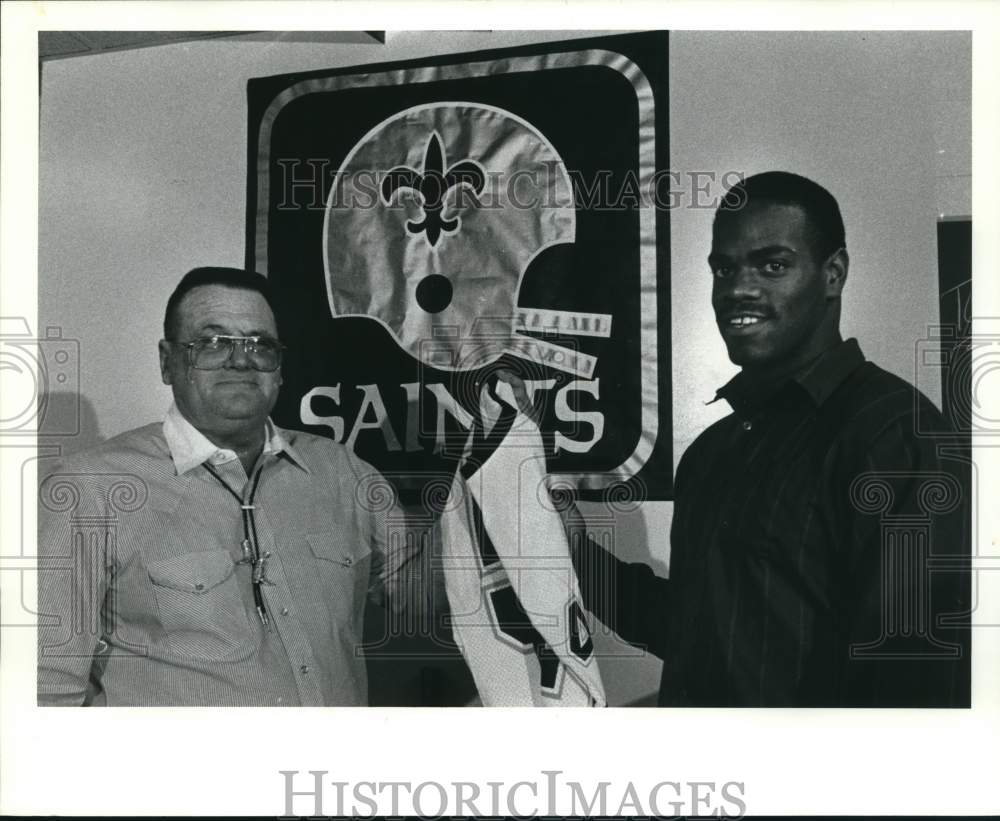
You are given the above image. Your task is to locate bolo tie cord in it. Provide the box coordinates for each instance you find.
[203,462,272,628]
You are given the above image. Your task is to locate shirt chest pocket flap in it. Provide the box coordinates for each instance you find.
[305,531,372,570]
[146,550,253,660]
[303,532,377,618]
[147,549,237,593]
[306,531,376,622]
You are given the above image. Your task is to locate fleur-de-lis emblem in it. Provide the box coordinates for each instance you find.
[381,132,486,247]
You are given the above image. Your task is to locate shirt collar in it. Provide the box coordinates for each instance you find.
[162,402,311,475]
[712,338,866,414]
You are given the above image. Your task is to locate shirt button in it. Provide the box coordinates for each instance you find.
[281,607,289,616]
[300,664,310,674]
[343,555,353,566]
[194,583,205,591]
[742,420,753,431]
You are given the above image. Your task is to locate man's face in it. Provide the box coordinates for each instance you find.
[709,201,845,375]
[158,285,282,441]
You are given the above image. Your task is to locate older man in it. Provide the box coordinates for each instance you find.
[37,267,419,706]
[571,172,970,706]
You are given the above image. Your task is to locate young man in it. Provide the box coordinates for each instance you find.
[572,172,970,706]
[37,267,420,706]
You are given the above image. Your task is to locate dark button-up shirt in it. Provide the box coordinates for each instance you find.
[575,339,970,706]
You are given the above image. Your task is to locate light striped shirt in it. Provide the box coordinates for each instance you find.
[37,404,418,706]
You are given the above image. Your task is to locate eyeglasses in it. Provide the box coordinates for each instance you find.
[174,335,285,372]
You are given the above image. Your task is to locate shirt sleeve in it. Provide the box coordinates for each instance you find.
[352,459,431,620]
[565,500,672,659]
[571,532,671,659]
[564,431,718,661]
[833,414,971,707]
[36,467,110,706]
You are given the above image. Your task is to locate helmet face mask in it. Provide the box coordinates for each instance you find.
[324,102,578,372]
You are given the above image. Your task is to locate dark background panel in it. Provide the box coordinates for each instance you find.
[247,31,672,502]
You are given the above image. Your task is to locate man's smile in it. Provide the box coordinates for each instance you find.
[214,377,259,386]
[718,310,773,334]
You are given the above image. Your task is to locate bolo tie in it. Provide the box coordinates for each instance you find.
[203,462,272,629]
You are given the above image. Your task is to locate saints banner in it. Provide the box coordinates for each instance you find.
[246,31,672,500]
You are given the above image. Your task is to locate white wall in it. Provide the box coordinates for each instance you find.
[38,30,970,705]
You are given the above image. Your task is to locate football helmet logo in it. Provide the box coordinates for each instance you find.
[324,102,610,375]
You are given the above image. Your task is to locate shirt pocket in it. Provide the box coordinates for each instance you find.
[304,532,373,626]
[146,550,255,662]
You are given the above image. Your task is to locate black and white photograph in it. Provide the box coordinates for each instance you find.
[2,1,998,817]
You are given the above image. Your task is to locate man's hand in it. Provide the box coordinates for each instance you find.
[494,368,542,424]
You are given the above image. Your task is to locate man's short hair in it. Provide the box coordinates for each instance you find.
[715,171,846,262]
[163,267,278,341]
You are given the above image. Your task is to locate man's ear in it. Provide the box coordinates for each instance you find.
[158,340,174,385]
[824,247,849,298]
